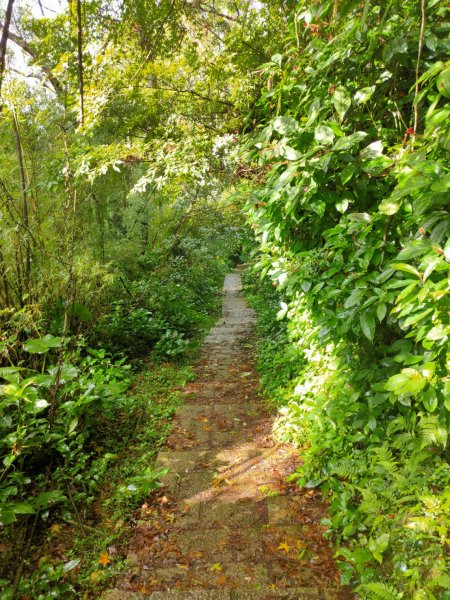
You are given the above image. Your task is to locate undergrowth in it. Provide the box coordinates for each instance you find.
[244,270,450,600]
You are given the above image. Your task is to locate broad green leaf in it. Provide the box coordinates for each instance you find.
[0,510,16,526]
[376,303,387,322]
[422,256,441,282]
[23,335,62,354]
[422,387,437,412]
[390,263,420,277]
[379,197,401,215]
[10,503,36,514]
[437,66,450,98]
[70,303,92,322]
[333,131,368,151]
[69,417,79,434]
[360,311,375,342]
[336,199,349,213]
[403,308,433,328]
[354,86,375,103]
[344,288,366,308]
[333,86,351,120]
[272,116,299,135]
[385,369,426,395]
[340,165,355,184]
[277,302,289,320]
[430,173,450,193]
[23,338,51,354]
[42,334,62,348]
[34,399,50,412]
[360,141,383,160]
[314,125,335,145]
[445,238,450,262]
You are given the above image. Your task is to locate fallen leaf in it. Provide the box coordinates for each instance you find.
[212,476,235,488]
[49,524,62,534]
[98,552,110,566]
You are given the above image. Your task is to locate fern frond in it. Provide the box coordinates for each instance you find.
[357,581,400,599]
[419,416,448,449]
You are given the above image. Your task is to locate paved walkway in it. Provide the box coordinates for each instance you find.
[104,271,349,600]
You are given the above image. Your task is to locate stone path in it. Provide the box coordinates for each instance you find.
[104,271,350,600]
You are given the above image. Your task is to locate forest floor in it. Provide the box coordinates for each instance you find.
[103,270,351,600]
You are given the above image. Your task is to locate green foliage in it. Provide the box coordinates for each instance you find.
[242,0,450,596]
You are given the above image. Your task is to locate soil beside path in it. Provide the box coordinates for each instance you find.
[104,270,351,600]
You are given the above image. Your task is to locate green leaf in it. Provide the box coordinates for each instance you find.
[430,173,450,193]
[422,256,441,282]
[34,399,50,412]
[368,533,390,563]
[63,558,81,572]
[333,86,351,120]
[422,387,437,412]
[402,308,433,329]
[42,334,62,348]
[437,66,450,98]
[445,238,450,262]
[344,288,365,308]
[70,303,92,322]
[379,197,401,216]
[277,302,289,320]
[340,165,355,184]
[376,303,387,322]
[360,312,375,342]
[23,338,51,354]
[69,417,79,434]
[272,116,299,135]
[385,368,427,395]
[314,125,334,145]
[360,140,383,160]
[10,503,36,515]
[0,510,16,525]
[23,335,62,354]
[333,131,368,151]
[354,86,375,103]
[335,199,349,213]
[390,263,420,277]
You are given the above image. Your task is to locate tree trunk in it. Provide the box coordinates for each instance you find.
[0,0,15,106]
[12,111,31,295]
[76,0,84,124]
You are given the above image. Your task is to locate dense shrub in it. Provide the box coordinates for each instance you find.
[242,1,450,597]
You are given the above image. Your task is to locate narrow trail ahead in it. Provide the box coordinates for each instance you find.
[105,270,349,600]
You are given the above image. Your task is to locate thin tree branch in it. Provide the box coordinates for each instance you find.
[412,0,426,145]
[142,83,235,107]
[0,23,63,94]
[75,0,84,124]
[0,0,15,106]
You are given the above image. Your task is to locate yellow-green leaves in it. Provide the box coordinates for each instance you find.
[385,368,427,395]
